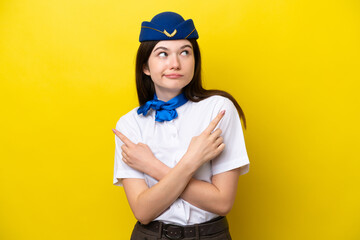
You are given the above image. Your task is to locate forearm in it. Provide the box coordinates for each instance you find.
[116,111,228,223]
[125,157,197,224]
[182,178,234,215]
[150,162,232,215]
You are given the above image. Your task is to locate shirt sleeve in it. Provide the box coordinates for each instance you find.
[113,114,145,186]
[211,97,250,176]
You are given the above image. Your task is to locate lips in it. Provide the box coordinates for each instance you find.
[164,74,183,79]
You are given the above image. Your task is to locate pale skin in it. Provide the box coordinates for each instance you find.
[113,112,242,225]
[112,39,242,225]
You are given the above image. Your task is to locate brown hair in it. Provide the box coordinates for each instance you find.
[135,39,246,128]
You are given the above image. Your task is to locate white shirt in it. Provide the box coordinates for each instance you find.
[113,95,250,225]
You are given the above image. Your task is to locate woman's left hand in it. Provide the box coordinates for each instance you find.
[112,129,158,174]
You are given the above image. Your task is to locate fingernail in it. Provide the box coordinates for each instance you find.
[112,128,116,134]
[220,110,226,115]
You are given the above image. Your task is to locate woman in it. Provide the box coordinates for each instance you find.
[112,11,250,240]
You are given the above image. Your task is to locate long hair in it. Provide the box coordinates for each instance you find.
[135,39,246,128]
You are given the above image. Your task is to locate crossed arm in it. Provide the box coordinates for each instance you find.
[113,110,242,224]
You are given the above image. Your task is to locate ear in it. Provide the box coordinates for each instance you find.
[143,64,150,76]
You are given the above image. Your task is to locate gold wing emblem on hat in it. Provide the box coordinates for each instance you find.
[164,29,177,37]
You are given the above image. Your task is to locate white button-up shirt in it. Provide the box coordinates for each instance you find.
[113,95,250,225]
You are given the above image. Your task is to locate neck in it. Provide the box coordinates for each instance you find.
[155,89,182,102]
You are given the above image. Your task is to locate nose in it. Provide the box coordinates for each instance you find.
[169,54,181,70]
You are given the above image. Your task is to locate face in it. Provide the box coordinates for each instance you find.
[143,39,195,101]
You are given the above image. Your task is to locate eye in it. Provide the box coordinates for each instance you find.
[181,50,189,56]
[158,52,167,57]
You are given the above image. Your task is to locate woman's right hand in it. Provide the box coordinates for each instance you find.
[183,110,226,168]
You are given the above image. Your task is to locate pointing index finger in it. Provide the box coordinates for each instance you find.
[112,129,134,146]
[203,110,225,135]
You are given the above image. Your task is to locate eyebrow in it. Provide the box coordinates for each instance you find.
[153,44,193,52]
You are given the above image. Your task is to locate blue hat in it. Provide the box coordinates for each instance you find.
[139,12,199,42]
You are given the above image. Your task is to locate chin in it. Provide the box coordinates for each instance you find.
[162,83,188,90]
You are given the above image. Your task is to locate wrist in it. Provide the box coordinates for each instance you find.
[178,154,200,176]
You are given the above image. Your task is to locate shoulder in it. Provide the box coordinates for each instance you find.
[192,95,240,127]
[115,107,141,130]
[184,95,239,127]
[193,95,236,111]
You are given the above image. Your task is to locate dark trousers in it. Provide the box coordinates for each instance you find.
[130,216,232,240]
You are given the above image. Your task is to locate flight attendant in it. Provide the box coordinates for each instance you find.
[112,11,250,239]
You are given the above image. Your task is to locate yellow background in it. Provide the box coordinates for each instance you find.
[1,0,359,239]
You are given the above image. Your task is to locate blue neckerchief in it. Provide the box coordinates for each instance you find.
[137,93,188,122]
